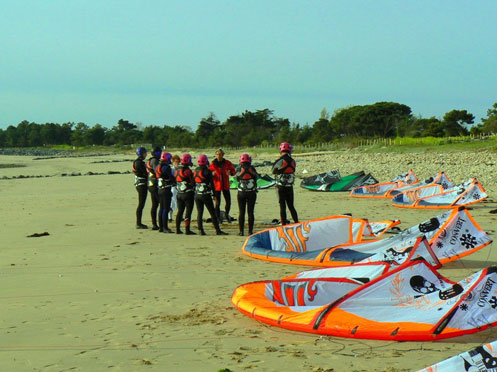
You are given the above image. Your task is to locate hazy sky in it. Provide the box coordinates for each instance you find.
[1,0,496,130]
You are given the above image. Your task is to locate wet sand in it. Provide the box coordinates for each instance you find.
[1,151,497,371]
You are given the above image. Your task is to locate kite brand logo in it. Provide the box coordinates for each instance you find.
[277,222,311,252]
[366,185,380,194]
[449,217,466,245]
[477,277,496,307]
[271,280,318,307]
[405,189,421,203]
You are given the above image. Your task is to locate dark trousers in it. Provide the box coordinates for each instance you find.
[277,186,298,225]
[238,191,257,234]
[158,187,172,230]
[148,186,159,227]
[135,185,148,225]
[176,192,194,230]
[195,194,221,232]
[213,189,231,219]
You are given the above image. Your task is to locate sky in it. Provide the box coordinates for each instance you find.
[1,0,496,130]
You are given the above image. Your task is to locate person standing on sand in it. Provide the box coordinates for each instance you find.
[174,153,196,235]
[156,152,175,233]
[146,145,162,230]
[132,147,148,229]
[236,153,258,236]
[209,148,236,223]
[168,155,180,222]
[272,142,299,226]
[193,154,227,236]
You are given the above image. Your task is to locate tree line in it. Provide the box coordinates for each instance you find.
[1,102,496,148]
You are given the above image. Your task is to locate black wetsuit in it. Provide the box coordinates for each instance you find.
[156,162,175,232]
[272,154,298,225]
[194,165,221,234]
[132,157,148,226]
[147,156,160,228]
[174,165,195,234]
[236,164,258,235]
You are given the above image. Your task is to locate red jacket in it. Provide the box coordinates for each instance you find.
[209,158,236,191]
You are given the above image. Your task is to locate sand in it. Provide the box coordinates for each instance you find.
[1,150,497,372]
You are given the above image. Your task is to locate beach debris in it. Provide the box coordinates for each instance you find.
[27,232,50,238]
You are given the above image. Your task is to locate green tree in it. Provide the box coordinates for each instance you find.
[87,124,107,145]
[329,102,412,137]
[473,103,497,134]
[71,122,89,146]
[107,119,142,145]
[0,128,5,147]
[413,117,444,137]
[441,110,472,136]
[195,113,221,147]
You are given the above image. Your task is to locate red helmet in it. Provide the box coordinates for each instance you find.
[239,153,251,164]
[279,142,292,153]
[180,153,192,165]
[197,154,208,166]
[160,152,172,164]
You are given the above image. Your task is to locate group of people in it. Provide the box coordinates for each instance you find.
[132,143,299,236]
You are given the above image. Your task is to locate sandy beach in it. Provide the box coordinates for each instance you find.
[2,150,497,372]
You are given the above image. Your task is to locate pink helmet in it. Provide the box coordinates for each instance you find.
[160,152,172,164]
[279,142,292,153]
[239,153,251,164]
[197,154,208,166]
[180,153,192,165]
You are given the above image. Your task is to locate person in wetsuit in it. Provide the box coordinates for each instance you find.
[272,142,299,226]
[156,152,175,233]
[174,153,196,235]
[146,145,162,230]
[236,153,258,236]
[132,147,148,229]
[209,148,236,223]
[193,154,227,236]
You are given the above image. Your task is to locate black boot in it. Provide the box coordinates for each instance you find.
[185,220,196,235]
[199,229,206,236]
[163,221,172,233]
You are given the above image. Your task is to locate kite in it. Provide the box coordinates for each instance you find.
[241,207,491,267]
[392,178,488,209]
[300,170,378,192]
[229,174,276,190]
[417,340,497,371]
[350,170,418,198]
[232,255,497,340]
[387,172,454,198]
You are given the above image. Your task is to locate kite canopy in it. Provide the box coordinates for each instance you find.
[300,170,378,192]
[350,169,418,198]
[229,174,276,189]
[387,171,454,198]
[392,178,488,209]
[241,208,491,267]
[232,257,497,341]
[417,340,497,371]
